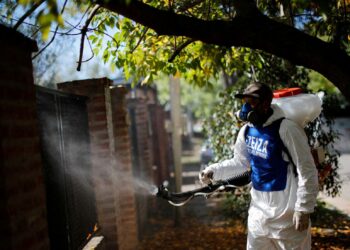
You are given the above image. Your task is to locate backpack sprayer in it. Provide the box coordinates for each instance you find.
[156,171,251,206]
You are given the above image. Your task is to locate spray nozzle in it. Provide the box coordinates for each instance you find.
[156,184,171,199]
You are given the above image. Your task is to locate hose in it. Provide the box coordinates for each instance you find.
[156,170,251,206]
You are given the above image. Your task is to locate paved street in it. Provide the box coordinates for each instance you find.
[319,153,350,215]
[320,117,350,216]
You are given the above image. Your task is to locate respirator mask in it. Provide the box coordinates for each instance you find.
[234,83,273,126]
[237,102,264,125]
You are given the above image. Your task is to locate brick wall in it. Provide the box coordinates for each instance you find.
[58,79,138,250]
[125,85,173,239]
[126,86,171,185]
[127,98,153,239]
[0,25,50,250]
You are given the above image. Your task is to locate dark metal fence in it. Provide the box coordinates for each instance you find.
[36,86,97,250]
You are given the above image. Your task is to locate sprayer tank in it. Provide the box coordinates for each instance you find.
[271,89,322,128]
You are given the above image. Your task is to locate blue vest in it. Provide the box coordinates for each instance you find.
[245,118,289,191]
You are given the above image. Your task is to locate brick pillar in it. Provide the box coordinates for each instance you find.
[108,87,138,249]
[149,104,171,185]
[0,25,50,250]
[127,98,154,239]
[58,79,138,250]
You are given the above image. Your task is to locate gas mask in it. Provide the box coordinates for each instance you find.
[237,102,264,125]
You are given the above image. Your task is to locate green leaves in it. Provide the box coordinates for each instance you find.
[87,1,262,86]
[37,11,55,40]
[14,0,66,40]
[203,85,243,162]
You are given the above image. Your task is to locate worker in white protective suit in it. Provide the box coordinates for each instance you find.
[200,82,319,250]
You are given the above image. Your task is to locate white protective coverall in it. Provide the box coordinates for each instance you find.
[206,104,319,250]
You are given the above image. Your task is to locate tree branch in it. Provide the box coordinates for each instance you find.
[168,39,196,62]
[287,0,295,27]
[32,0,68,60]
[14,0,45,30]
[64,5,92,35]
[77,4,101,71]
[130,27,148,54]
[96,0,350,101]
[81,34,95,63]
[1,14,82,36]
[231,0,258,16]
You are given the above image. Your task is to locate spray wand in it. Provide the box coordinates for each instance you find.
[156,171,251,206]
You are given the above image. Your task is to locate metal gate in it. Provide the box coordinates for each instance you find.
[36,86,97,250]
